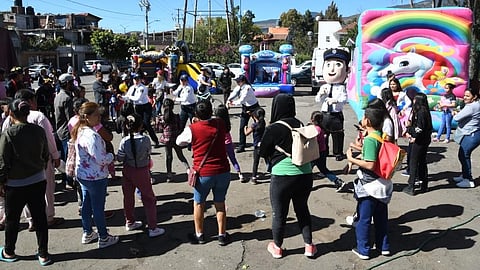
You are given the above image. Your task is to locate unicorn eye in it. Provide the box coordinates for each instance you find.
[399,61,409,67]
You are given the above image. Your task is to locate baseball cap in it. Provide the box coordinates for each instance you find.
[180,74,188,81]
[131,73,141,79]
[234,74,247,82]
[58,73,74,83]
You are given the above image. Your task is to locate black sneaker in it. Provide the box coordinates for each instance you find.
[188,233,206,244]
[402,186,415,196]
[334,179,347,192]
[218,233,230,246]
[236,147,245,153]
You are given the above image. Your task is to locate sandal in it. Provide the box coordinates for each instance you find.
[0,247,18,263]
[36,253,53,266]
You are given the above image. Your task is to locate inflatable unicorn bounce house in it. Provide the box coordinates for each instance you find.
[347,7,473,131]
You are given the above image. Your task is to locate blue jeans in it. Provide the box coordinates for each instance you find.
[436,111,453,140]
[78,178,108,238]
[61,138,74,186]
[355,196,389,256]
[458,131,480,180]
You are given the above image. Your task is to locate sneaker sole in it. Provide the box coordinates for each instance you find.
[267,243,283,259]
[352,249,369,260]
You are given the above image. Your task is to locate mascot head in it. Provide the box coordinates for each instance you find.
[323,48,350,84]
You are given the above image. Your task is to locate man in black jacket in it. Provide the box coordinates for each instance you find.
[219,66,235,104]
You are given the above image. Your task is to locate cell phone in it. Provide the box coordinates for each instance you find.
[354,124,362,131]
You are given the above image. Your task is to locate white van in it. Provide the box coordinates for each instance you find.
[310,47,327,94]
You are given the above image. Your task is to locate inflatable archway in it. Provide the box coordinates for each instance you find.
[346,8,473,131]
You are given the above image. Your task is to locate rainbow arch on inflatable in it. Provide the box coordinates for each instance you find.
[346,8,472,131]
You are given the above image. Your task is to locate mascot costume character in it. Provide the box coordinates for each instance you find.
[315,48,350,161]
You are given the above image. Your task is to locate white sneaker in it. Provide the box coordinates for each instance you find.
[148,227,165,238]
[82,231,98,244]
[346,215,358,227]
[453,176,466,183]
[125,221,143,231]
[98,234,119,248]
[456,179,475,188]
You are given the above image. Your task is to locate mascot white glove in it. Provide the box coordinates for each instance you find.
[326,98,337,105]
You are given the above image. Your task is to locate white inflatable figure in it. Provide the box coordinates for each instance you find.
[315,48,350,161]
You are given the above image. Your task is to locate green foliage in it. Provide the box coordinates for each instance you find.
[90,30,139,61]
[23,35,70,51]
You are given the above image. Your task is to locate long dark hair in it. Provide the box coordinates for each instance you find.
[125,113,143,168]
[380,87,396,108]
[412,92,432,129]
[215,104,231,132]
[252,107,266,130]
[163,98,175,125]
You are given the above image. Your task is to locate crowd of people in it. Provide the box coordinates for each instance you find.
[0,55,478,266]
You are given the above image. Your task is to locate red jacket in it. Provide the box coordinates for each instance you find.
[190,118,230,176]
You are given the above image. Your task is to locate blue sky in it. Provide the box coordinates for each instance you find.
[1,0,422,33]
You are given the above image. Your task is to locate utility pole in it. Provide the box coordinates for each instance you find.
[225,0,231,43]
[182,0,188,41]
[239,0,242,45]
[192,0,198,43]
[139,0,151,49]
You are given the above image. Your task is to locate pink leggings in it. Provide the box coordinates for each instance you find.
[122,165,158,229]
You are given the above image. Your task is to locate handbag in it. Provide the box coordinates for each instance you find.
[187,120,219,187]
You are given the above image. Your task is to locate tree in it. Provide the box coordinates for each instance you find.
[316,1,343,23]
[90,30,139,66]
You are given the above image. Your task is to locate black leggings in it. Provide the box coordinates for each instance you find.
[269,174,313,247]
[165,141,189,174]
[4,181,49,257]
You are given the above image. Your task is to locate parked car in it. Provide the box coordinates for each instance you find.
[227,63,242,78]
[28,63,50,80]
[201,62,225,78]
[82,60,112,74]
[290,67,312,87]
[290,60,312,74]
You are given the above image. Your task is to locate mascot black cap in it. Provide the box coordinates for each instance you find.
[323,48,351,65]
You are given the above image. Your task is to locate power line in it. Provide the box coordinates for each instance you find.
[65,0,142,17]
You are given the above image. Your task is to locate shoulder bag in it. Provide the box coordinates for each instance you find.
[188,120,219,187]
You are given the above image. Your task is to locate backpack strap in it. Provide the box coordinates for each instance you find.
[368,132,384,143]
[274,120,292,157]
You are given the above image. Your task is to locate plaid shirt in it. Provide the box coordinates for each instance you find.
[159,114,181,144]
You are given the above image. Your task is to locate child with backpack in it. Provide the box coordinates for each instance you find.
[158,98,190,182]
[310,111,346,192]
[215,104,245,182]
[244,107,266,184]
[117,113,165,238]
[346,106,393,260]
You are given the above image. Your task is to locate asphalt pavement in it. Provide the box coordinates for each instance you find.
[0,76,479,270]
